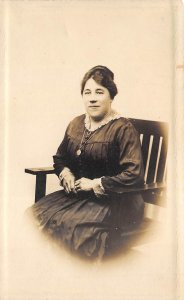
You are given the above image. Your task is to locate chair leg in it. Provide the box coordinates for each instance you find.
[35,174,47,202]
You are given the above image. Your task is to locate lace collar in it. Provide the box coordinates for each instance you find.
[84,110,121,132]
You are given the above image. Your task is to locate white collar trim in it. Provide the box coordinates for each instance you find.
[84,110,121,132]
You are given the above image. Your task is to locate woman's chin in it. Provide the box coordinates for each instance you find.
[88,112,105,122]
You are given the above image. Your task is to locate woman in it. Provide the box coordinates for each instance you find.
[30,65,145,259]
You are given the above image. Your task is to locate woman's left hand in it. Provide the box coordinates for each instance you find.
[75,177,94,192]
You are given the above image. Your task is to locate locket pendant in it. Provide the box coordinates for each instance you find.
[76,149,82,156]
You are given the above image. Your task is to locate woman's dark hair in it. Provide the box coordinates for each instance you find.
[81,65,118,99]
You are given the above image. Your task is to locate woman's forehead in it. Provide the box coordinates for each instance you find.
[84,78,106,90]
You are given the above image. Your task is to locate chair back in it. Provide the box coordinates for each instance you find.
[129,118,168,185]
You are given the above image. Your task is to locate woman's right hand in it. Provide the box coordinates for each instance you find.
[59,168,76,194]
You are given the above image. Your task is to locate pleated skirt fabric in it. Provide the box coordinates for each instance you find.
[29,190,144,259]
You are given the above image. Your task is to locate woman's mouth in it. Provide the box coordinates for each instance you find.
[88,106,100,109]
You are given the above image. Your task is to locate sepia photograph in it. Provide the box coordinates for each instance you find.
[0,0,183,299]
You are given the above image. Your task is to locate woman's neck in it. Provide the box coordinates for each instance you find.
[89,109,112,130]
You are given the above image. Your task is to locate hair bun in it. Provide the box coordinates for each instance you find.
[90,65,114,80]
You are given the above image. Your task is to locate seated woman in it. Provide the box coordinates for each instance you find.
[30,65,145,259]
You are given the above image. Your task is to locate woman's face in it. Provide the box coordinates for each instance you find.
[83,78,112,121]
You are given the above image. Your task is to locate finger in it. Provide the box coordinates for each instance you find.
[65,178,74,193]
[63,181,69,193]
[75,182,80,188]
[65,186,70,194]
[70,178,75,188]
[68,178,76,193]
[67,181,72,193]
[70,179,75,191]
[75,183,81,191]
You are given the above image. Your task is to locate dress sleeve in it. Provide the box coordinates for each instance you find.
[53,124,71,177]
[101,122,144,194]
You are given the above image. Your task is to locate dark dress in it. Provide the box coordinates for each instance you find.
[30,115,145,259]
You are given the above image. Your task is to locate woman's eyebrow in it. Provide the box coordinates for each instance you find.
[96,88,104,92]
[84,88,91,92]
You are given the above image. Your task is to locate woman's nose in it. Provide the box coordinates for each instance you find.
[89,99,97,103]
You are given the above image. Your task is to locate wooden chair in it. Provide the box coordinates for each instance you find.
[25,118,168,248]
[25,118,168,206]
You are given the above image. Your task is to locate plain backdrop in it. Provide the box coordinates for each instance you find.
[1,1,182,299]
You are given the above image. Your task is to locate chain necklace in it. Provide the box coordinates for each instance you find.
[76,128,95,157]
[76,110,119,157]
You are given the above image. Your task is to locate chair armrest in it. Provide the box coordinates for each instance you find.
[25,167,56,202]
[25,167,55,175]
[118,182,166,194]
[114,182,166,206]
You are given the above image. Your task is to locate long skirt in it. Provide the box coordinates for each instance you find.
[29,190,144,259]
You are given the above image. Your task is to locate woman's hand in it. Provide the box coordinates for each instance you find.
[75,177,97,192]
[59,168,76,194]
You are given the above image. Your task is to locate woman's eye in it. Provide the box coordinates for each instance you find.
[84,91,91,95]
[96,91,104,94]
